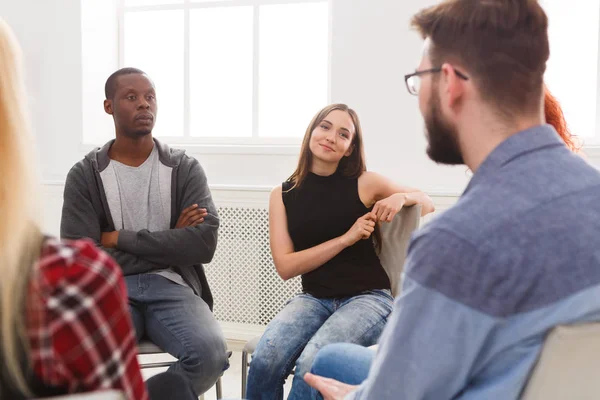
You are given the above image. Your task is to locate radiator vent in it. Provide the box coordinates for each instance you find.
[205,206,302,326]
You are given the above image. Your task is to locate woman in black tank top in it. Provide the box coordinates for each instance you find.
[246,104,434,400]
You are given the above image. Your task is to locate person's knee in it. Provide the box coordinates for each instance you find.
[310,343,374,386]
[179,333,228,393]
[295,342,322,378]
[248,335,298,386]
[311,343,354,377]
[183,333,227,375]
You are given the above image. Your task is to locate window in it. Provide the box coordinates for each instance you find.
[542,0,599,143]
[82,0,329,146]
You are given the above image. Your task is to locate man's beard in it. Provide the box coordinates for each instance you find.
[132,128,152,137]
[122,126,153,138]
[424,90,464,165]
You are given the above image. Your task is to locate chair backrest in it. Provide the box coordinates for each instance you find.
[520,323,600,400]
[378,204,421,297]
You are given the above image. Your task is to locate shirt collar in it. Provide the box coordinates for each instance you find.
[464,124,565,194]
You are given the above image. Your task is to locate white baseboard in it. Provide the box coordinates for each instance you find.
[219,321,265,352]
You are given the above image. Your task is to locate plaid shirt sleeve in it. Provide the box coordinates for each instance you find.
[28,238,148,400]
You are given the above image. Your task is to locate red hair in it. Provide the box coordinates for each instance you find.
[544,87,582,152]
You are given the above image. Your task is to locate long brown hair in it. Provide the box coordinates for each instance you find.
[544,86,582,152]
[288,104,366,188]
[0,17,42,396]
[286,104,382,251]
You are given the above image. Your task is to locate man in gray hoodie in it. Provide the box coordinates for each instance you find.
[61,67,228,396]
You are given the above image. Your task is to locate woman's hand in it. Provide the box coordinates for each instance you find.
[372,193,407,222]
[341,213,377,247]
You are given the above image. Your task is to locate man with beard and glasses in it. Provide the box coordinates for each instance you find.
[303,1,600,399]
[60,68,228,397]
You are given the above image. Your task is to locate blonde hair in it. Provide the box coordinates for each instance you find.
[0,17,42,395]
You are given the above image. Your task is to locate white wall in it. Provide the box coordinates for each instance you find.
[330,0,471,193]
[2,0,510,236]
[1,0,470,189]
[1,0,84,183]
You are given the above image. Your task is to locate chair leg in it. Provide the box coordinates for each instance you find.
[241,350,249,399]
[216,376,223,399]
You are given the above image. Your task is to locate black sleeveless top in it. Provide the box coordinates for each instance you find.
[282,171,390,298]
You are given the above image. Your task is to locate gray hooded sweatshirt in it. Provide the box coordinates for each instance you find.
[60,138,219,310]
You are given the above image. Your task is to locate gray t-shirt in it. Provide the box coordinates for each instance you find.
[100,145,188,287]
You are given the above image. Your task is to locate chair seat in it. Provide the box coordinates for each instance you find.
[138,340,165,354]
[243,335,262,354]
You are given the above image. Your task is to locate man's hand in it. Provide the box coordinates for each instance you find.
[304,373,359,400]
[175,204,208,228]
[101,231,119,248]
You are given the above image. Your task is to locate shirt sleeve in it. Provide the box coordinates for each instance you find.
[346,230,499,400]
[31,240,148,400]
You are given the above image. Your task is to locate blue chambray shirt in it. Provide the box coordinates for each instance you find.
[348,125,600,400]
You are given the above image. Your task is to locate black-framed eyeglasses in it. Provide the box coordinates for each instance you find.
[404,67,469,96]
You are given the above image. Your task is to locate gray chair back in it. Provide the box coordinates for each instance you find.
[378,204,422,297]
[520,323,600,400]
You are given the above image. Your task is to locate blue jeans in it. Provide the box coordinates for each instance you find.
[246,289,392,400]
[125,274,228,395]
[310,343,375,400]
[146,371,197,400]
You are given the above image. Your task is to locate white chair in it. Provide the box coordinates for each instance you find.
[138,339,227,399]
[520,323,600,400]
[240,205,422,397]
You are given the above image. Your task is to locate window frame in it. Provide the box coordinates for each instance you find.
[541,0,600,154]
[116,0,330,151]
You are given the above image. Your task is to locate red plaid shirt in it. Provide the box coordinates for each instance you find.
[27,238,148,400]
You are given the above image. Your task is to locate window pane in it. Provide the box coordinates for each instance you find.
[190,7,253,137]
[543,0,599,138]
[258,3,328,138]
[125,0,183,6]
[82,0,118,145]
[124,10,184,137]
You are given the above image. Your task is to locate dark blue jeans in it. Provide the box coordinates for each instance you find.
[246,289,392,400]
[125,274,228,395]
[146,371,197,400]
[310,343,375,400]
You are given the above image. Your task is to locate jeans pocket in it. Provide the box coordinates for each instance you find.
[366,289,393,301]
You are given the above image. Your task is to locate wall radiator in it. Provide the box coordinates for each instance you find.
[205,206,302,331]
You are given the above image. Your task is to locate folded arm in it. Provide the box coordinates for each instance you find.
[114,158,219,267]
[60,163,167,274]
